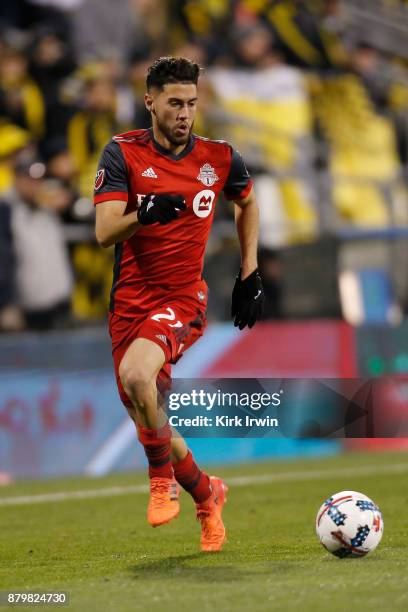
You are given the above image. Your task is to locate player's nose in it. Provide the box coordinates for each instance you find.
[177,105,188,120]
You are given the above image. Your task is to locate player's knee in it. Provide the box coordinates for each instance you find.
[119,362,155,404]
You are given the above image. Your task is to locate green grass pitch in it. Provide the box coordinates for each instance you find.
[1,450,408,611]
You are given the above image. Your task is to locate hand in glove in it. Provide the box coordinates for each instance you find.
[138,193,186,225]
[231,268,265,330]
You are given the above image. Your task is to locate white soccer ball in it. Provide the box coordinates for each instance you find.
[316,490,384,558]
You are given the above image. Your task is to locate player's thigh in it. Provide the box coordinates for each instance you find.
[118,337,166,388]
[139,300,206,363]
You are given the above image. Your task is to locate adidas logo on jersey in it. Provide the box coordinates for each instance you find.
[155,334,168,346]
[142,167,158,178]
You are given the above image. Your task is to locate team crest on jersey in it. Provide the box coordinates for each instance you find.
[193,189,215,218]
[197,163,219,187]
[94,168,105,191]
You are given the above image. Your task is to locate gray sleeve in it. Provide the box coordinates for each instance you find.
[223,147,252,201]
[93,141,128,203]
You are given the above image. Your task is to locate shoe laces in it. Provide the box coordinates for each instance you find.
[197,508,223,546]
[196,507,211,520]
[150,479,174,508]
[196,501,218,525]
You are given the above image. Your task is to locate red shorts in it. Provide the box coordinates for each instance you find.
[109,279,208,409]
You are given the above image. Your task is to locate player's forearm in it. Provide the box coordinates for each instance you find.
[234,193,259,278]
[95,210,139,248]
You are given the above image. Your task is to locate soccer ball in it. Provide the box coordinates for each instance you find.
[316,490,384,558]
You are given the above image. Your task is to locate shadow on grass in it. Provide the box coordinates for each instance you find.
[130,552,271,583]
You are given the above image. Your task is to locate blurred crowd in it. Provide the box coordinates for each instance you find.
[1,0,408,331]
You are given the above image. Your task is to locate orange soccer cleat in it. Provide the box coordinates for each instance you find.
[196,476,228,552]
[147,477,180,527]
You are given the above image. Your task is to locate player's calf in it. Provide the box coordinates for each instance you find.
[118,337,166,429]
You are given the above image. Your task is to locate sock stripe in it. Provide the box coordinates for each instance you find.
[138,426,173,479]
[148,455,171,467]
[184,472,201,490]
[148,445,170,457]
[173,450,211,503]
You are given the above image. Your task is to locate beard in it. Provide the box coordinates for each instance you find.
[155,116,193,146]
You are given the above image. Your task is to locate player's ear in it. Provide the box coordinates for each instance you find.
[144,92,155,115]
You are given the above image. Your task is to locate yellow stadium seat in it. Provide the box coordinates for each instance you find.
[313,74,401,226]
[218,96,317,242]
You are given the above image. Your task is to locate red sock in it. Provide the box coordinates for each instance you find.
[138,423,173,479]
[173,450,211,503]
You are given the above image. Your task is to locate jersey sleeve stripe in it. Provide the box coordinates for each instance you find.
[223,179,253,201]
[94,191,129,205]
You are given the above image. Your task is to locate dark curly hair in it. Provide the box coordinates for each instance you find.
[146,56,200,91]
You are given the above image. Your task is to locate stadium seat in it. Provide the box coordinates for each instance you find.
[314,74,403,227]
[208,77,318,244]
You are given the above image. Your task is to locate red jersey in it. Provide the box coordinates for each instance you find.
[94,128,252,317]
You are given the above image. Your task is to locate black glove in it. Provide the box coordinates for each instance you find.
[231,268,265,330]
[137,193,186,225]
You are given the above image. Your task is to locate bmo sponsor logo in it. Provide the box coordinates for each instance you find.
[193,189,215,218]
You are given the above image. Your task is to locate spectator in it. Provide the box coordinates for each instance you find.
[29,24,77,140]
[172,0,231,64]
[41,135,77,186]
[0,155,73,330]
[0,122,31,194]
[67,63,130,197]
[350,43,390,111]
[0,40,45,140]
[0,193,21,331]
[234,0,348,69]
[41,135,96,222]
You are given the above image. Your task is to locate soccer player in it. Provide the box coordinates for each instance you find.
[94,57,264,552]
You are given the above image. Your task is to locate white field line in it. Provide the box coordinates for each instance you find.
[0,462,407,507]
[84,419,136,477]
